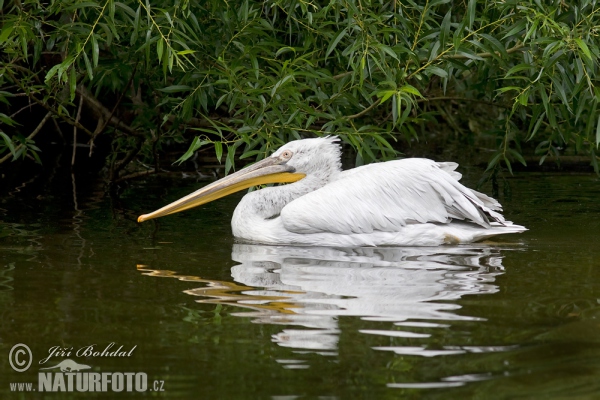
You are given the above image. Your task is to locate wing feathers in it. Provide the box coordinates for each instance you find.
[281,159,508,235]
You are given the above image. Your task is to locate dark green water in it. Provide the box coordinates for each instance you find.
[1,170,599,399]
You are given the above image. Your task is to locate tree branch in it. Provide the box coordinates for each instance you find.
[9,103,36,119]
[96,62,138,135]
[345,98,382,120]
[76,86,144,137]
[5,68,96,137]
[72,94,84,166]
[109,136,144,181]
[114,168,156,183]
[0,111,52,165]
[166,114,213,128]
[443,42,525,60]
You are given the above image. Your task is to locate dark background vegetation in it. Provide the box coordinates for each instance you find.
[1,0,599,193]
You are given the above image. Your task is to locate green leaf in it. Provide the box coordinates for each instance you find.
[504,156,513,174]
[574,38,593,61]
[64,2,100,10]
[467,0,476,29]
[82,51,93,80]
[131,5,141,45]
[439,11,451,47]
[502,19,527,39]
[240,150,260,159]
[174,137,209,164]
[485,153,502,171]
[508,148,527,166]
[91,34,99,68]
[518,90,529,106]
[497,86,521,94]
[0,22,14,44]
[157,39,164,63]
[524,18,539,42]
[271,75,293,97]
[20,28,28,59]
[326,27,348,60]
[275,47,295,57]
[168,48,174,73]
[0,113,18,127]
[44,64,61,83]
[57,57,73,83]
[549,75,571,111]
[214,141,223,163]
[372,134,396,154]
[481,33,508,59]
[378,44,399,61]
[425,65,448,78]
[505,63,534,77]
[392,94,399,125]
[527,111,546,141]
[69,66,77,102]
[596,114,600,148]
[225,145,235,175]
[158,85,192,93]
[399,85,423,98]
[591,149,599,174]
[376,90,395,104]
[0,131,16,157]
[586,101,598,141]
[250,55,259,79]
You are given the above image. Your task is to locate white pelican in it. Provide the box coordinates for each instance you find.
[138,136,526,246]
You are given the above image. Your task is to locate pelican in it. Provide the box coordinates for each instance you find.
[138,136,526,246]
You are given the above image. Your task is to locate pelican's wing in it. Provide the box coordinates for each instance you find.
[280,158,505,235]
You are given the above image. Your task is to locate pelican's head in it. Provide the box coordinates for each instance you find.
[137,136,341,223]
[270,136,342,178]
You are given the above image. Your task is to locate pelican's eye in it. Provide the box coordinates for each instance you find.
[280,150,293,161]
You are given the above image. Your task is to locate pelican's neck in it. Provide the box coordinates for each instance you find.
[231,168,340,240]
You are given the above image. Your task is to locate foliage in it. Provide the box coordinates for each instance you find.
[0,0,599,178]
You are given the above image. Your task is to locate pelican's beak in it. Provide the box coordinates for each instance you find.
[137,157,305,223]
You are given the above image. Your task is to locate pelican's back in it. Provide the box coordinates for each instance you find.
[280,158,511,236]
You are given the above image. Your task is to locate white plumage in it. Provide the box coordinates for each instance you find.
[139,136,526,246]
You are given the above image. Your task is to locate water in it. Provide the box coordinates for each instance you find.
[1,170,599,399]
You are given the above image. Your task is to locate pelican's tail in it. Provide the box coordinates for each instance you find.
[443,221,528,244]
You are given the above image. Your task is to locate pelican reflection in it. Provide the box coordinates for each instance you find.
[138,244,512,357]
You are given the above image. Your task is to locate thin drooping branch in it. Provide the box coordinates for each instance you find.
[332,71,353,80]
[76,86,144,138]
[72,94,84,166]
[166,114,219,129]
[9,103,36,119]
[109,136,144,181]
[95,62,138,136]
[6,70,95,137]
[114,168,156,183]
[36,94,94,136]
[444,42,525,60]
[52,117,65,142]
[0,111,52,164]
[345,98,382,120]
